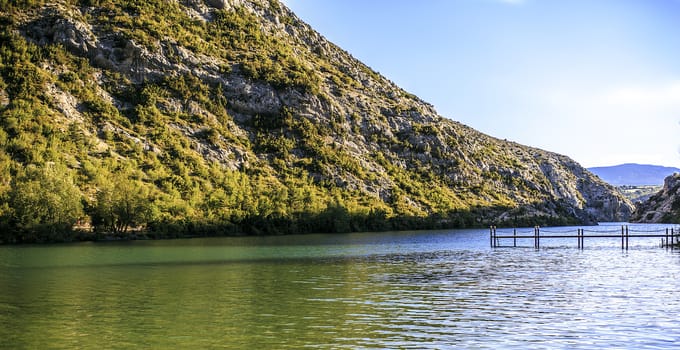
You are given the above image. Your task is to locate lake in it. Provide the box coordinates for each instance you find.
[1,223,680,349]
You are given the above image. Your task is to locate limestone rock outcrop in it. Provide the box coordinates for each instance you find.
[631,174,680,223]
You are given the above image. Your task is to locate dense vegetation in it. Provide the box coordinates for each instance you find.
[0,0,625,243]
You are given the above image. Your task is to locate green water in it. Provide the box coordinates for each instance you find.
[0,232,446,349]
[2,227,680,349]
[3,258,382,348]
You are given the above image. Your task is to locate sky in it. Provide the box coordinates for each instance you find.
[282,0,680,168]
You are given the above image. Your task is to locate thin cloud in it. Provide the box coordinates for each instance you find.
[496,0,527,5]
[602,81,680,109]
[532,80,680,166]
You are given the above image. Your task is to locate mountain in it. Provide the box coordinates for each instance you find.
[588,163,680,186]
[631,174,680,223]
[0,0,633,242]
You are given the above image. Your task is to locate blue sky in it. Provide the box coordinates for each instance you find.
[282,0,680,168]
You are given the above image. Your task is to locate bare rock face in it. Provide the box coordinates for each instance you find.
[205,0,228,9]
[0,89,8,108]
[23,7,98,56]
[631,174,680,223]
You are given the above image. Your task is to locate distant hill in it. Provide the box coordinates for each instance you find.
[588,164,680,186]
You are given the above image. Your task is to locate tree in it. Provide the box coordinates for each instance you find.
[91,173,157,234]
[7,165,84,239]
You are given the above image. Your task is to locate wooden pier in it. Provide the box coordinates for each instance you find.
[489,225,678,250]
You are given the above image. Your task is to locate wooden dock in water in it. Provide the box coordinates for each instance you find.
[490,225,679,250]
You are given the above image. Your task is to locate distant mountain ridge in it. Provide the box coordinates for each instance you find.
[588,164,680,186]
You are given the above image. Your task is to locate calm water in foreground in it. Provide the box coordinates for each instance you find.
[2,223,680,349]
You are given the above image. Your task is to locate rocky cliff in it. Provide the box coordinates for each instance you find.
[0,0,633,239]
[631,174,680,223]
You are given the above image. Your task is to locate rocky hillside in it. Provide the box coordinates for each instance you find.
[618,185,662,203]
[631,174,680,223]
[0,0,633,241]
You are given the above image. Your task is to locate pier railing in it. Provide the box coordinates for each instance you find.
[489,225,678,250]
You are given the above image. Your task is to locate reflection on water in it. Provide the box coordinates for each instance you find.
[1,225,680,349]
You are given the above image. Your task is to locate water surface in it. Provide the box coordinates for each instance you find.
[1,224,679,349]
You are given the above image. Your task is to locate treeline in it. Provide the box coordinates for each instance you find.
[0,164,572,244]
[0,163,504,244]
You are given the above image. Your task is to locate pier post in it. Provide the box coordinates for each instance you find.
[666,228,669,248]
[621,225,624,250]
[513,228,516,247]
[626,225,629,250]
[490,226,493,248]
[534,226,540,249]
[582,228,585,249]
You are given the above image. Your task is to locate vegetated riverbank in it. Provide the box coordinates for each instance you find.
[0,206,581,244]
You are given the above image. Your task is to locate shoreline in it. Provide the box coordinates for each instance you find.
[0,218,590,245]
